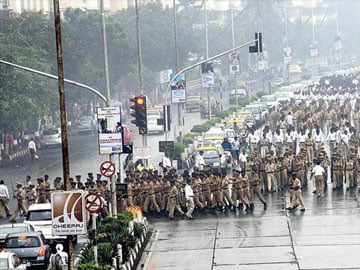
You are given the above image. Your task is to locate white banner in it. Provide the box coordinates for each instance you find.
[134,146,152,160]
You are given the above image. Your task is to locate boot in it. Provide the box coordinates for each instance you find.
[263,202,267,210]
[245,204,251,212]
[250,203,255,211]
[237,203,243,210]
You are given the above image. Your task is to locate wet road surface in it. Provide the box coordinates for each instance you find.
[140,185,360,270]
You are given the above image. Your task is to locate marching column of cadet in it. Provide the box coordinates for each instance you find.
[123,76,360,220]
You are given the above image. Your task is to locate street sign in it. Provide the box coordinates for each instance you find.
[202,73,215,88]
[51,191,86,236]
[100,161,116,177]
[159,141,175,153]
[229,52,240,75]
[85,194,103,213]
[97,106,123,155]
[160,69,173,84]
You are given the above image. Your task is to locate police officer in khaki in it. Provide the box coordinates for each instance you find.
[10,182,28,222]
[167,180,184,220]
[248,169,267,210]
[44,174,51,202]
[286,174,305,211]
[36,178,47,203]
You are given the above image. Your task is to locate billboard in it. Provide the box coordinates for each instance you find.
[171,73,186,103]
[97,106,123,155]
[51,191,86,236]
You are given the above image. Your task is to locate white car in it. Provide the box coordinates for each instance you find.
[23,203,76,246]
[0,250,27,269]
[78,115,96,134]
[40,128,61,148]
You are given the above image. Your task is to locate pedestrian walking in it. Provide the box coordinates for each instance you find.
[0,180,12,218]
[184,179,195,219]
[311,160,326,197]
[28,138,37,163]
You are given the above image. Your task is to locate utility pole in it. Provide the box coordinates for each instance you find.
[52,1,73,269]
[203,0,211,120]
[173,0,183,142]
[100,0,117,217]
[135,0,147,160]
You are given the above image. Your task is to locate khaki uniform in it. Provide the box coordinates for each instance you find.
[265,161,277,192]
[249,171,266,206]
[288,177,305,210]
[211,176,224,208]
[345,159,355,188]
[168,184,184,219]
[192,178,204,209]
[36,183,47,203]
[44,180,51,202]
[127,182,134,207]
[10,187,27,222]
[143,181,160,213]
[221,177,235,207]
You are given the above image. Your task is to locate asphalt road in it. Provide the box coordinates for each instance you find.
[139,185,360,270]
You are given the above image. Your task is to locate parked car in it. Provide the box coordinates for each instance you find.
[270,77,284,87]
[4,231,51,270]
[40,128,61,149]
[78,115,96,135]
[23,203,76,247]
[0,250,27,269]
[0,223,34,246]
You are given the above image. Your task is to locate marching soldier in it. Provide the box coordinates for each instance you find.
[248,169,267,210]
[10,183,28,222]
[44,175,51,202]
[167,180,185,220]
[286,174,305,211]
[211,172,225,211]
[345,158,355,189]
[265,158,277,193]
[143,176,161,215]
[332,156,343,190]
[54,177,63,190]
[36,178,47,203]
[192,174,205,212]
[127,177,135,207]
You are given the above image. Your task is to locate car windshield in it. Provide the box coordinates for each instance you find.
[261,96,277,102]
[27,210,52,221]
[42,129,58,136]
[0,258,8,269]
[203,151,218,159]
[6,236,40,248]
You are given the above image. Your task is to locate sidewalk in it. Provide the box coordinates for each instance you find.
[0,149,29,166]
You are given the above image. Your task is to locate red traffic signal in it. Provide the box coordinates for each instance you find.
[129,95,147,134]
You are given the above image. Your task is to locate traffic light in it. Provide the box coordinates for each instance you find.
[201,62,214,73]
[129,95,147,134]
[249,32,263,53]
